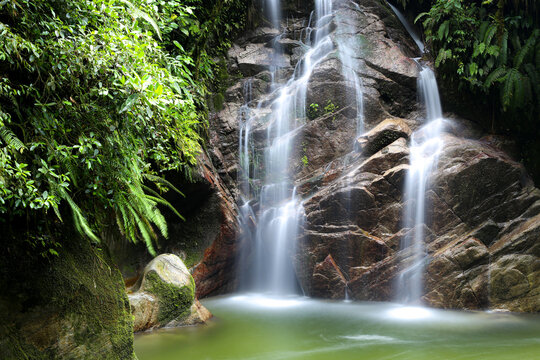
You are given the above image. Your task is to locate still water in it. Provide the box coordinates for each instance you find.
[135,294,540,360]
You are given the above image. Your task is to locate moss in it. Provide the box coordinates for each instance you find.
[212,92,225,111]
[144,271,195,325]
[0,234,136,359]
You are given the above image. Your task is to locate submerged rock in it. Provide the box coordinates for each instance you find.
[128,254,211,332]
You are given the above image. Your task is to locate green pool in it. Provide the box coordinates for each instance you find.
[135,294,540,360]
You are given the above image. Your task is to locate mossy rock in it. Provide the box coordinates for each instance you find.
[129,254,196,329]
[0,234,136,359]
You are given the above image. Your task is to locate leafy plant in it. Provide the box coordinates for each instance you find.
[414,0,539,116]
[324,100,338,121]
[324,100,337,114]
[307,103,320,120]
[301,155,308,167]
[0,0,248,254]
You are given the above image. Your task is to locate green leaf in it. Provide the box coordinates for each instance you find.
[0,126,25,152]
[118,0,162,40]
[437,21,449,40]
[119,93,140,113]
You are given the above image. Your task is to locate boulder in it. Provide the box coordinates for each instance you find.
[128,254,211,332]
[356,118,411,156]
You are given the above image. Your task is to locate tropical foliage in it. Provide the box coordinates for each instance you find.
[0,0,247,254]
[396,0,539,180]
[414,0,539,115]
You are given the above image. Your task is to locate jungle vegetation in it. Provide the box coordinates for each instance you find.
[0,0,247,255]
[395,0,540,181]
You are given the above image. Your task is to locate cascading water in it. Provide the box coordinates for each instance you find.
[386,2,424,54]
[238,0,335,295]
[397,74,444,303]
[336,1,365,139]
[388,2,445,304]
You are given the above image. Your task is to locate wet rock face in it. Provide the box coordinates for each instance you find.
[201,0,540,311]
[300,130,540,311]
[190,151,240,298]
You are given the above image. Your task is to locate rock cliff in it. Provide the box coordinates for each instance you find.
[197,0,540,312]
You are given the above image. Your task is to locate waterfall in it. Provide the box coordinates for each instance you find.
[267,0,281,29]
[239,0,335,295]
[336,1,365,141]
[388,2,445,304]
[386,1,424,54]
[397,67,444,304]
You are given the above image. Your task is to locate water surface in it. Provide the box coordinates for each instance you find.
[135,295,540,360]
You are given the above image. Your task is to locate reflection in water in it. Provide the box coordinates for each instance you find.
[135,295,540,360]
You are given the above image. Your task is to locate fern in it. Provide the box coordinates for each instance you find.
[143,173,185,197]
[145,194,186,221]
[483,24,497,47]
[110,175,185,255]
[127,203,157,256]
[485,66,508,88]
[478,21,490,42]
[499,30,508,66]
[0,125,25,152]
[513,30,538,69]
[56,186,100,243]
[502,68,521,110]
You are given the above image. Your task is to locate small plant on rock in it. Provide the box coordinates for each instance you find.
[307,103,320,120]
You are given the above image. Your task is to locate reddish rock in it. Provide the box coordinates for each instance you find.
[191,151,240,298]
[312,254,348,299]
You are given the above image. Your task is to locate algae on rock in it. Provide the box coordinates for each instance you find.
[0,234,136,360]
[128,254,210,332]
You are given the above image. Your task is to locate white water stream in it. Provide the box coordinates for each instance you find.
[388,2,445,304]
[239,0,336,295]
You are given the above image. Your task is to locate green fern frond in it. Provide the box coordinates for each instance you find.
[141,184,185,220]
[483,24,497,47]
[118,201,136,241]
[478,21,490,41]
[414,12,429,24]
[127,204,157,256]
[0,126,25,152]
[514,30,538,69]
[502,68,520,110]
[145,194,186,221]
[485,67,507,88]
[143,173,185,197]
[50,187,63,222]
[57,186,100,243]
[499,31,508,66]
